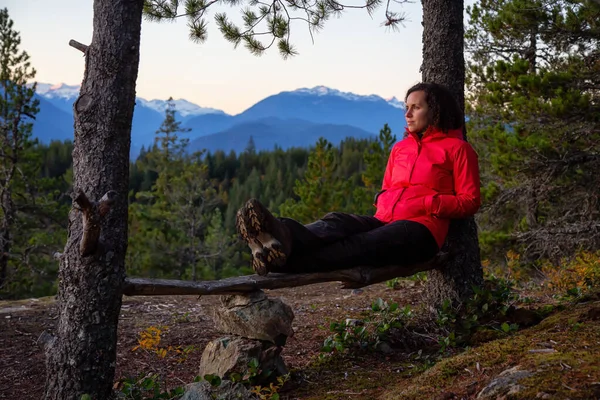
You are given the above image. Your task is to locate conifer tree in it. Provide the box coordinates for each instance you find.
[44,1,145,397]
[466,0,600,262]
[48,0,474,396]
[0,9,65,298]
[142,0,411,57]
[0,8,39,290]
[279,137,351,223]
[128,99,222,281]
[198,208,245,278]
[353,123,397,215]
[420,0,485,307]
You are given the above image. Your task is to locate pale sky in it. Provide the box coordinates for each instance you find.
[4,0,472,115]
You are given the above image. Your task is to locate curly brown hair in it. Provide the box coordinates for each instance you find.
[405,82,463,133]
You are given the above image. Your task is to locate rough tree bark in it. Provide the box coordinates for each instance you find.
[421,0,484,308]
[43,0,144,399]
[0,191,13,288]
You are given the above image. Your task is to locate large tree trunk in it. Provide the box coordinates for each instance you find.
[44,0,143,399]
[421,0,484,308]
[0,191,12,289]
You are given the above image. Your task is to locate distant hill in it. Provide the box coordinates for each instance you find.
[31,83,407,156]
[32,95,74,143]
[234,86,405,134]
[188,117,376,154]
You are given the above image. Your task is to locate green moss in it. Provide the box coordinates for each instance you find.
[295,353,435,399]
[470,327,505,344]
[379,298,600,400]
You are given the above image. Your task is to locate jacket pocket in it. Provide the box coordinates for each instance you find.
[373,190,386,207]
[392,196,426,220]
[374,189,401,222]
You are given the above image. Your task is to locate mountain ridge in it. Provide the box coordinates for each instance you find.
[30,83,407,156]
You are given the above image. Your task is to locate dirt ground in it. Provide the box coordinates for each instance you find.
[0,280,426,399]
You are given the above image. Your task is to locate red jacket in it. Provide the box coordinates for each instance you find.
[374,126,481,249]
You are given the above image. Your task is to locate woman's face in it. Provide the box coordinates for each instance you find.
[405,90,431,134]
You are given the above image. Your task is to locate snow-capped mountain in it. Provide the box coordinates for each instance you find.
[386,96,405,109]
[35,83,225,118]
[35,83,81,99]
[136,98,225,117]
[31,83,407,157]
[292,86,384,102]
[226,85,406,135]
[291,86,404,109]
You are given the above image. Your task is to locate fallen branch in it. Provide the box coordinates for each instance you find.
[123,253,447,296]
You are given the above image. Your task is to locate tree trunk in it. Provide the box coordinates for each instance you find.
[0,191,12,289]
[0,229,7,288]
[420,0,484,308]
[44,1,143,399]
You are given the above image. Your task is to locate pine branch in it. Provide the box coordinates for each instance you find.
[142,0,408,57]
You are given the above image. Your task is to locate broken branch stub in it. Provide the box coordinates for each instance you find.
[74,189,117,256]
[69,39,89,54]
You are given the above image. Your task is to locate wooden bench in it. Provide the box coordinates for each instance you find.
[123,253,447,296]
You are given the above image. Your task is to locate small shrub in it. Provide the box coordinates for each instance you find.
[202,359,288,399]
[435,276,520,351]
[116,373,185,400]
[251,374,290,400]
[321,298,412,354]
[132,325,198,362]
[541,250,600,295]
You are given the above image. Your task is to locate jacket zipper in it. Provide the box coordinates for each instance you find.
[391,137,422,218]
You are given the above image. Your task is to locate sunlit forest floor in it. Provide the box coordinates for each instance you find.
[1,280,599,399]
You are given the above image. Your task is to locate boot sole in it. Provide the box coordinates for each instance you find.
[236,200,287,276]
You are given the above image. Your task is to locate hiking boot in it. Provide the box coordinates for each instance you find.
[235,198,292,276]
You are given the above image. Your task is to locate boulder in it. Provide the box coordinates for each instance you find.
[213,290,294,345]
[199,336,288,381]
[180,380,254,400]
[477,366,534,399]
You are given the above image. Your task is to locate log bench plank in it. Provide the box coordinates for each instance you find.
[123,253,447,296]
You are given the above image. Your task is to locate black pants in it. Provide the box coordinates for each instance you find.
[270,212,439,273]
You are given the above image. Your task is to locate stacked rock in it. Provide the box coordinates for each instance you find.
[198,290,294,382]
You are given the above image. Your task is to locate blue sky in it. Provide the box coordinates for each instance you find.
[5,0,472,115]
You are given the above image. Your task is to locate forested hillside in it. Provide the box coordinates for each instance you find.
[1,0,598,302]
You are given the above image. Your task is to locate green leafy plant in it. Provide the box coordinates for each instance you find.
[201,360,288,399]
[385,278,401,290]
[251,374,290,400]
[436,276,521,351]
[172,311,191,324]
[116,373,185,400]
[321,298,412,354]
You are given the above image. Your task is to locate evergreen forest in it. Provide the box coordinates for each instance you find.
[1,0,598,301]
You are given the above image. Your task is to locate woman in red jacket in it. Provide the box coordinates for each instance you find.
[235,82,481,276]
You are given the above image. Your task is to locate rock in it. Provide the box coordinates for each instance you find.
[213,291,294,345]
[477,366,534,399]
[536,392,552,399]
[345,318,364,327]
[506,307,542,327]
[180,380,254,400]
[528,349,557,353]
[199,336,288,382]
[220,290,267,308]
[585,306,600,321]
[375,341,394,354]
[434,392,456,400]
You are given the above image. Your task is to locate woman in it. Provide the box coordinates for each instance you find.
[235,82,481,276]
